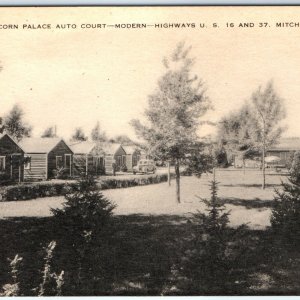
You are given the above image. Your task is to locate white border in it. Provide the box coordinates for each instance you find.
[0,0,300,5]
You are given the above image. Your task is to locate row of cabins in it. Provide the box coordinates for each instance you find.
[0,133,144,182]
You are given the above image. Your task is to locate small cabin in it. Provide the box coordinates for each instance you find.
[70,141,105,176]
[122,145,141,172]
[266,137,300,168]
[101,143,126,174]
[19,138,73,181]
[0,133,24,183]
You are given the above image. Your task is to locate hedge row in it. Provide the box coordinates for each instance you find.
[99,173,175,190]
[0,182,78,202]
[0,173,175,202]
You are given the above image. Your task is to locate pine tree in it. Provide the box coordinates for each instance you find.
[166,181,248,294]
[51,175,115,294]
[271,151,300,247]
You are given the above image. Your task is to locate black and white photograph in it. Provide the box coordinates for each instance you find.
[0,6,300,296]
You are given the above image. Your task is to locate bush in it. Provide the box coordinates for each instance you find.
[0,172,14,186]
[52,167,71,179]
[290,151,300,183]
[0,254,22,296]
[51,175,116,295]
[163,181,248,295]
[0,181,77,201]
[120,165,128,172]
[0,173,175,202]
[1,242,64,297]
[271,155,300,247]
[184,153,214,178]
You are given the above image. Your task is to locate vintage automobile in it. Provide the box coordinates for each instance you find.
[133,159,156,174]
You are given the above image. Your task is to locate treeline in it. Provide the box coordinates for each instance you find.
[0,104,136,145]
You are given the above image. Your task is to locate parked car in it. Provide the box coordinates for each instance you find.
[133,159,156,174]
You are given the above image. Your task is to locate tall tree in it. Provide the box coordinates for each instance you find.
[131,42,211,203]
[217,104,258,170]
[91,121,107,142]
[3,104,32,141]
[251,81,286,189]
[41,126,57,138]
[71,127,88,142]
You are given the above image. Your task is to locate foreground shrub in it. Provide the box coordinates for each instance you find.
[1,241,63,297]
[0,254,23,296]
[38,241,64,296]
[163,181,248,295]
[271,155,300,247]
[0,172,13,186]
[52,175,116,295]
[290,151,300,184]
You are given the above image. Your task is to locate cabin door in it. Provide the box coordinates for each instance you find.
[94,156,104,175]
[65,154,72,177]
[11,154,22,182]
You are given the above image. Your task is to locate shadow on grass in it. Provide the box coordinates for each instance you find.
[220,197,275,209]
[0,214,300,295]
[219,183,281,188]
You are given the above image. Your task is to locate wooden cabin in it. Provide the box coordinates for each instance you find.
[70,141,105,176]
[0,133,24,183]
[101,143,126,174]
[122,145,141,172]
[266,137,300,168]
[19,138,73,181]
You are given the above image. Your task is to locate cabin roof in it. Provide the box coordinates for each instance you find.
[101,143,122,155]
[269,137,300,151]
[69,141,96,154]
[19,137,66,153]
[0,133,25,152]
[122,145,139,155]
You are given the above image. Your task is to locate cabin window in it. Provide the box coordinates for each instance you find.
[0,156,5,171]
[24,156,31,170]
[56,156,63,169]
[122,155,126,165]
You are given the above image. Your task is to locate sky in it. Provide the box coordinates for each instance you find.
[0,6,300,141]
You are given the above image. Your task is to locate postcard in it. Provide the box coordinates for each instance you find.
[0,6,299,296]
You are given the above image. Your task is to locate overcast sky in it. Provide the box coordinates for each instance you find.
[0,7,300,141]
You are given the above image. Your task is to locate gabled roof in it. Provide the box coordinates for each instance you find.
[69,141,96,154]
[0,133,25,152]
[0,133,17,143]
[269,137,300,151]
[19,137,66,153]
[101,143,123,155]
[122,145,140,155]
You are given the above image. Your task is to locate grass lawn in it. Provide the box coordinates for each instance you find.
[1,169,298,295]
[0,169,287,229]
